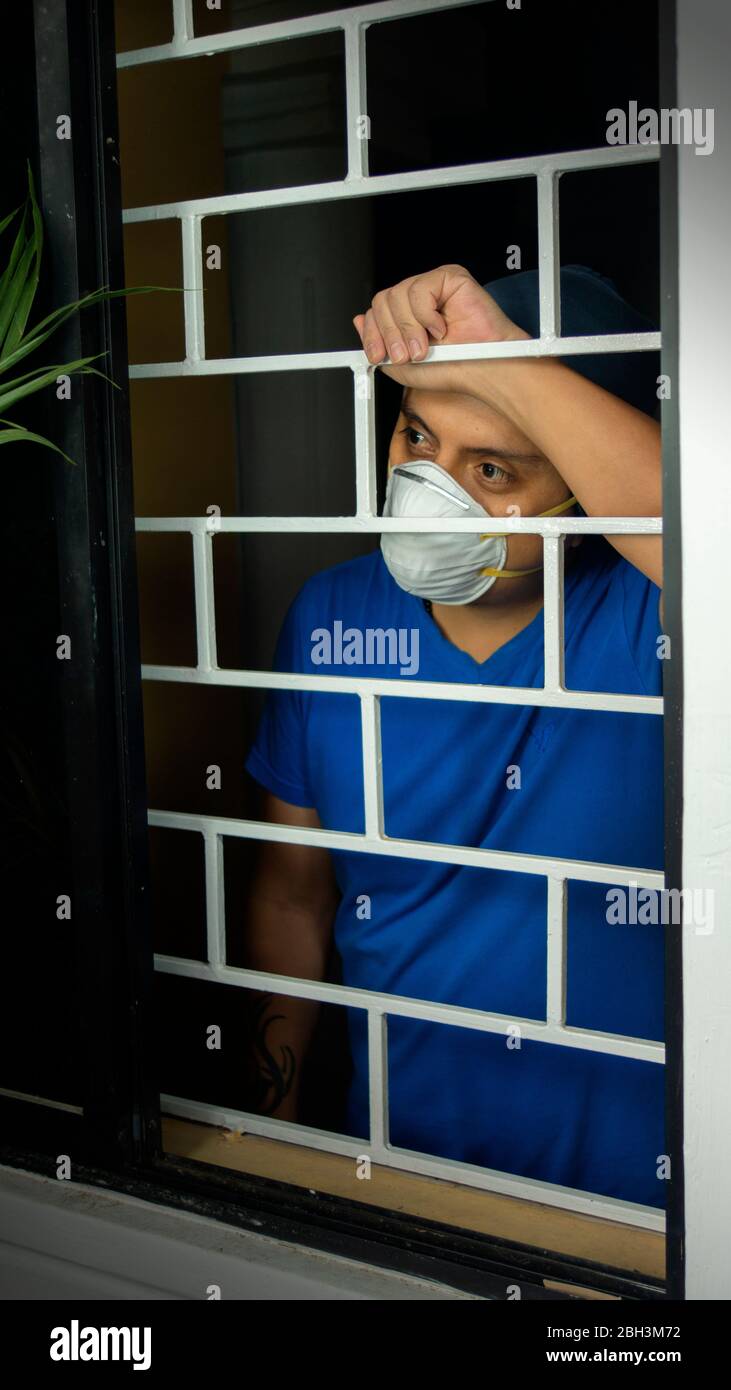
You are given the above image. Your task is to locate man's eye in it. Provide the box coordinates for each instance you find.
[401,425,428,447]
[480,461,510,482]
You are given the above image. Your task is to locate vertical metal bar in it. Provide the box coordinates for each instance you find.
[353,366,378,516]
[546,877,568,1026]
[192,529,218,671]
[367,1009,389,1155]
[542,534,565,692]
[181,213,205,362]
[172,0,194,45]
[204,830,226,968]
[537,169,561,338]
[360,692,384,836]
[343,16,370,180]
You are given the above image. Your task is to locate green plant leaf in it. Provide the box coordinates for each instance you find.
[0,426,77,466]
[0,160,188,467]
[0,284,184,379]
[0,206,28,306]
[0,161,42,355]
[0,223,39,357]
[0,354,116,414]
[0,203,22,238]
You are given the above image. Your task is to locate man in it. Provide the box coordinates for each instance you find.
[244,263,665,1209]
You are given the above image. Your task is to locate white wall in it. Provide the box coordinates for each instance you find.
[677,0,731,1300]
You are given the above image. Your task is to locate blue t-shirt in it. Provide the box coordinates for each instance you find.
[246,538,666,1209]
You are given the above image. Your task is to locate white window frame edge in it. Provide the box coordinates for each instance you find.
[676,0,731,1301]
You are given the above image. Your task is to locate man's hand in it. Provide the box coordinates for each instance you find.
[352,263,529,389]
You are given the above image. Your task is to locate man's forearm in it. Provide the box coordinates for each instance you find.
[246,986,321,1121]
[459,354,663,584]
[245,902,331,1121]
[462,355,661,517]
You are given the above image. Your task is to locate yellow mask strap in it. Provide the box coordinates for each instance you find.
[479,494,578,579]
[481,563,542,577]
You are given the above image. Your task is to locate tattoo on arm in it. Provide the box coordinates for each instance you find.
[248,993,297,1115]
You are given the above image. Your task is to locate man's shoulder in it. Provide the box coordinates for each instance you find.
[566,540,662,695]
[289,548,394,619]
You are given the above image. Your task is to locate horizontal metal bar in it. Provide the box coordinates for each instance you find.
[148,807,665,889]
[127,334,661,380]
[118,0,489,69]
[121,145,660,223]
[141,662,663,716]
[159,1091,665,1230]
[154,952,664,1064]
[135,515,662,535]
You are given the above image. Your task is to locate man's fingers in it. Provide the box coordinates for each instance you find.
[353,311,386,363]
[408,278,447,342]
[369,289,410,362]
[360,308,387,364]
[372,287,434,362]
[356,270,454,364]
[384,284,432,360]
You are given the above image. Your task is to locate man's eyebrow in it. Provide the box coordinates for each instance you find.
[400,405,545,464]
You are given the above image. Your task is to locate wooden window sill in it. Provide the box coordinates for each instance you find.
[162,1116,664,1288]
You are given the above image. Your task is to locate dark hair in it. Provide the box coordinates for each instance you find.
[483,264,660,419]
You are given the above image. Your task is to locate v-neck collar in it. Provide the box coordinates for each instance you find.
[394,552,588,683]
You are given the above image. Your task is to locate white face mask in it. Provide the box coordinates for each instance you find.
[380,461,577,606]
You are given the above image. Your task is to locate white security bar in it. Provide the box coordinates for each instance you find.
[158,1090,665,1231]
[353,365,378,515]
[136,515,662,533]
[153,950,664,1064]
[127,334,661,382]
[537,168,561,339]
[150,808,664,892]
[203,828,226,969]
[191,530,217,670]
[171,0,192,45]
[546,876,568,1027]
[542,534,566,693]
[360,692,385,836]
[142,663,662,717]
[367,1011,389,1152]
[180,214,205,361]
[121,146,659,224]
[123,0,496,71]
[344,13,370,182]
